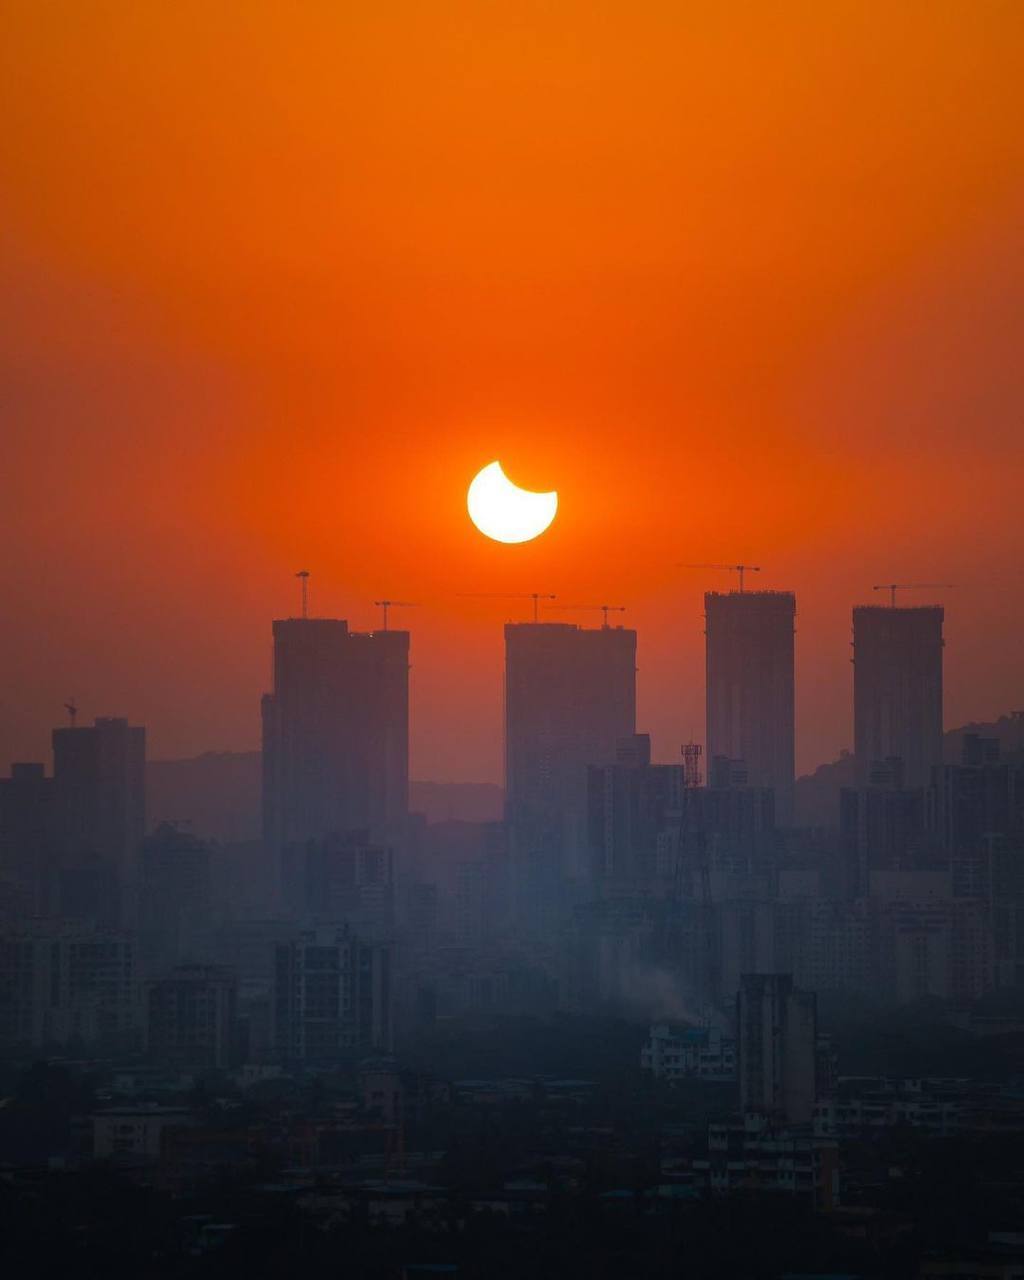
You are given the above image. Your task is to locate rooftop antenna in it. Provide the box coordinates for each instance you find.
[680,563,762,593]
[296,570,310,619]
[374,600,418,631]
[64,699,78,729]
[871,583,954,608]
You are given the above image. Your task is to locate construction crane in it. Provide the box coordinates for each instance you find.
[872,583,954,608]
[560,604,626,628]
[295,570,310,619]
[64,699,78,728]
[458,592,556,622]
[680,563,761,593]
[374,600,417,631]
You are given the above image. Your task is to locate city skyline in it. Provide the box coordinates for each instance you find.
[2,7,1023,1269]
[1,580,998,786]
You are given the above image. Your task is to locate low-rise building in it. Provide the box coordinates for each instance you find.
[273,925,393,1061]
[641,1023,736,1081]
[694,1113,840,1210]
[92,1105,194,1160]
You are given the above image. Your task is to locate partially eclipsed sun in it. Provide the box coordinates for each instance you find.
[467,461,558,544]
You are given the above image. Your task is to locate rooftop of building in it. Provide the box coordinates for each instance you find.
[273,616,410,638]
[503,621,634,633]
[704,589,796,598]
[852,603,945,615]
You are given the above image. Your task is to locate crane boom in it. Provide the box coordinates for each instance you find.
[680,563,762,592]
[458,592,556,622]
[871,583,954,608]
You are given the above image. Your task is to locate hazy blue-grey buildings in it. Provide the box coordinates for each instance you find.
[505,621,636,887]
[737,972,817,1124]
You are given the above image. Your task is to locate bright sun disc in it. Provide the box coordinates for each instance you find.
[466,461,558,544]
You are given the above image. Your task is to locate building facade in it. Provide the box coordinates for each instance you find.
[261,617,409,880]
[705,591,796,824]
[505,621,636,888]
[273,926,393,1060]
[51,716,146,925]
[145,965,238,1069]
[588,735,684,886]
[0,761,55,916]
[737,972,817,1125]
[0,921,139,1048]
[853,604,944,789]
[139,822,213,976]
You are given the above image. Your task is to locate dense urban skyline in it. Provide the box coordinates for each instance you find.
[3,6,1024,1272]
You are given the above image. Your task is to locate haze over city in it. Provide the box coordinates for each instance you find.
[2,5,1024,1278]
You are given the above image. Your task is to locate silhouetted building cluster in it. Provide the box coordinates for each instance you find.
[0,587,1021,1092]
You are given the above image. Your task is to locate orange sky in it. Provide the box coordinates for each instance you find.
[1,2,1022,781]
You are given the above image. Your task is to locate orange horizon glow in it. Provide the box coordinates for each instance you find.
[1,3,1022,782]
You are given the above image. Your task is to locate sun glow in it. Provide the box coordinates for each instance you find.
[466,461,558,544]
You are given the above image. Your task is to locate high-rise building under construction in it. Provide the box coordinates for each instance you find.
[505,621,636,885]
[261,617,409,865]
[853,605,943,789]
[705,591,796,824]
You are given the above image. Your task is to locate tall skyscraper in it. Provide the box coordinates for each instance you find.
[505,622,636,884]
[261,617,409,860]
[705,591,796,824]
[853,605,944,789]
[51,717,146,922]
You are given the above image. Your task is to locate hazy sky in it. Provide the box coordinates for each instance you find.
[2,3,1022,781]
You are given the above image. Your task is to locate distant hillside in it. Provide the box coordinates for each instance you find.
[794,713,1024,829]
[146,751,503,842]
